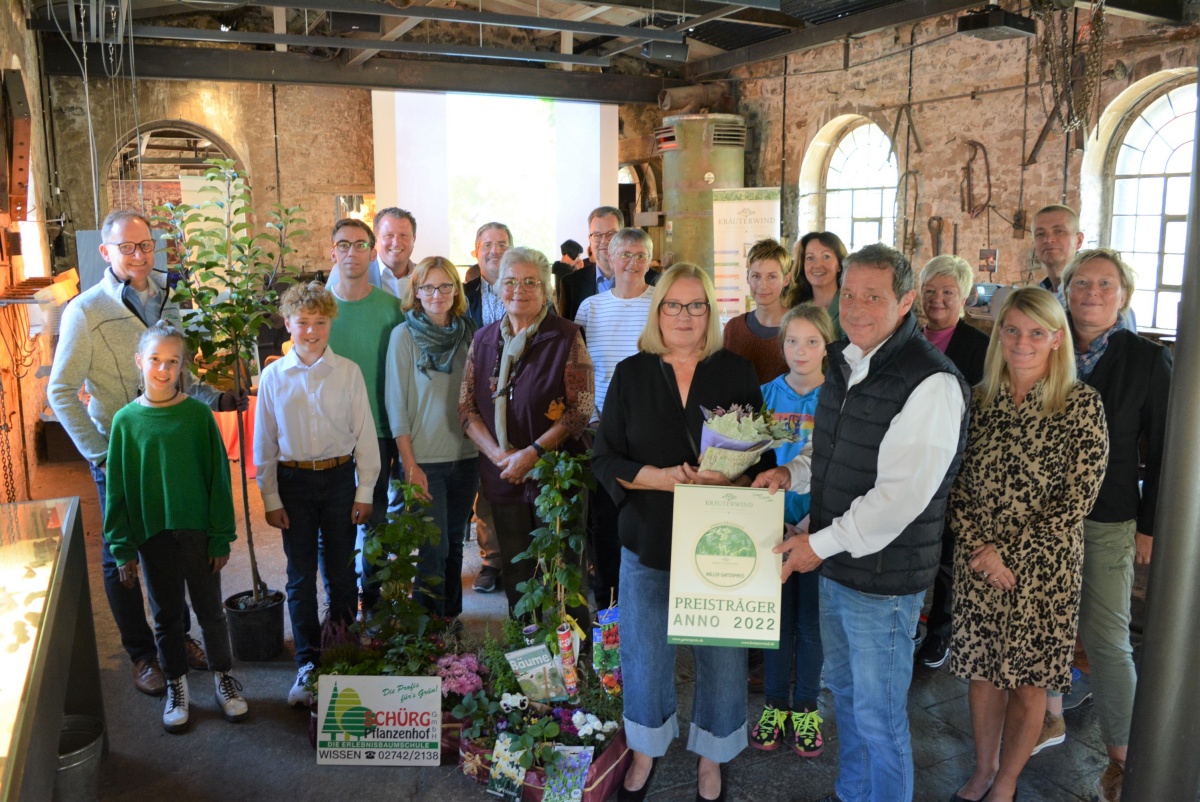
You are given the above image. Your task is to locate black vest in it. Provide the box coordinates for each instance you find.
[812,313,970,596]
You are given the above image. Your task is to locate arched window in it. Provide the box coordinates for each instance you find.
[1109,82,1195,331]
[824,121,898,251]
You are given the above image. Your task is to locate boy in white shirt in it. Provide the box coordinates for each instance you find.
[254,282,380,706]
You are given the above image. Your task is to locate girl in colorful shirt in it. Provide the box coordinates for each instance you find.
[105,321,248,733]
[751,302,835,758]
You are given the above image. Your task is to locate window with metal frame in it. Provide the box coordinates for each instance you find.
[823,121,899,251]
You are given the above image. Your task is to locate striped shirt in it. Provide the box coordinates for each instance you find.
[575,286,655,423]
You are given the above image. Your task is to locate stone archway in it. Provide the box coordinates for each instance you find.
[797,113,897,244]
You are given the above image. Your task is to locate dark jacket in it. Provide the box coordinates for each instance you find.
[943,320,990,387]
[558,266,659,324]
[464,276,484,328]
[812,313,970,596]
[1082,328,1172,535]
[469,313,587,506]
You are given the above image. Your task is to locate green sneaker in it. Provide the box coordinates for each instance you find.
[750,704,789,751]
[790,708,824,757]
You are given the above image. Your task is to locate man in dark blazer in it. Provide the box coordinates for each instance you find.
[559,206,622,323]
[463,222,512,329]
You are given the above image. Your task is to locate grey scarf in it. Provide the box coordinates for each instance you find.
[494,305,550,450]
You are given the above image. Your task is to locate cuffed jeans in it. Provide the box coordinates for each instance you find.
[620,547,748,764]
[820,575,923,802]
[278,460,359,667]
[1079,518,1138,748]
[764,567,823,711]
[414,458,480,618]
[138,529,234,679]
[91,463,171,665]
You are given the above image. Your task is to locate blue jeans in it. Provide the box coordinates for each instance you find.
[90,463,165,665]
[413,458,479,618]
[820,575,923,802]
[619,548,748,763]
[277,460,359,667]
[138,529,234,678]
[764,568,823,711]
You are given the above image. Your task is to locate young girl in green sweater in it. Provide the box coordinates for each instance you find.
[105,321,249,733]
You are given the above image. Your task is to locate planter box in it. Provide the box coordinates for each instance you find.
[459,729,631,802]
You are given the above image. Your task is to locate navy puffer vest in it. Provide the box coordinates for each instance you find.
[812,313,970,596]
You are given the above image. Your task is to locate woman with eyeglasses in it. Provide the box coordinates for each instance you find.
[382,257,478,620]
[593,263,776,802]
[459,247,595,617]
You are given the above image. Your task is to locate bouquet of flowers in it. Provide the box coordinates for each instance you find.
[698,404,798,480]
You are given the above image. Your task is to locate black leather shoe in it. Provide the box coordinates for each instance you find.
[695,758,726,802]
[950,783,991,802]
[617,757,659,802]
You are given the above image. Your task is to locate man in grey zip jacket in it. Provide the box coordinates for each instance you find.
[47,209,242,696]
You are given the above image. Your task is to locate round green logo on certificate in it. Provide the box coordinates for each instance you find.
[694,524,757,589]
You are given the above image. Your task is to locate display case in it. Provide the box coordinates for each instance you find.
[0,498,105,801]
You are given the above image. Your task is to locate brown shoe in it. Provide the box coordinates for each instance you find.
[132,657,166,696]
[1094,759,1124,802]
[185,636,209,671]
[1030,712,1066,755]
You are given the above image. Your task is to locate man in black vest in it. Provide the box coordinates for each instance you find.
[755,243,969,802]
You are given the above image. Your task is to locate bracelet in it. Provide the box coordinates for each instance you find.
[531,442,547,457]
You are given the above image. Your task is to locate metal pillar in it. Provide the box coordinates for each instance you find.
[1123,73,1200,802]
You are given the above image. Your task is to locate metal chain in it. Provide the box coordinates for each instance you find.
[0,375,19,504]
[1032,0,1108,134]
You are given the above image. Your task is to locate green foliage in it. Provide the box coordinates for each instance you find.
[507,716,562,770]
[571,668,624,727]
[452,689,520,745]
[512,450,593,632]
[479,628,521,697]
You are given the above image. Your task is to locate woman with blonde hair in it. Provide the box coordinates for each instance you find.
[386,256,478,618]
[948,287,1109,802]
[594,263,776,802]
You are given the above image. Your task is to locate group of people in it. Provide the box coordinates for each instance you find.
[48,200,1170,802]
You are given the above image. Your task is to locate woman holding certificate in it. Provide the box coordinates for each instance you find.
[593,263,776,802]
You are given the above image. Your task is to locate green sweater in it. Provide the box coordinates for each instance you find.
[328,288,406,439]
[104,397,236,566]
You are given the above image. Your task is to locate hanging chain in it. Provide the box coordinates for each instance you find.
[0,375,18,504]
[1032,0,1107,134]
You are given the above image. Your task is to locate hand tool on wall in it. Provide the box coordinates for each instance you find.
[960,140,992,219]
[928,216,944,256]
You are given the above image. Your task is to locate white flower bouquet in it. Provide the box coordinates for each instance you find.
[698,404,798,480]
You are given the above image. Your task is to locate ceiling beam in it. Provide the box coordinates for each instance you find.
[245,0,691,41]
[40,39,686,103]
[603,5,744,56]
[345,0,451,68]
[1093,0,1183,23]
[687,0,980,77]
[32,21,614,67]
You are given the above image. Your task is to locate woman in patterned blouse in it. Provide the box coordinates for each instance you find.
[947,287,1109,802]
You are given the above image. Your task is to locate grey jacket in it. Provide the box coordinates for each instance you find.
[47,268,221,465]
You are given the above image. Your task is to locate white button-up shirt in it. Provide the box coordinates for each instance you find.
[253,346,381,512]
[785,333,966,561]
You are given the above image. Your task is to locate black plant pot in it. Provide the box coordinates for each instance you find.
[224,589,285,661]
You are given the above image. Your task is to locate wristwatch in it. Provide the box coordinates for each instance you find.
[531,442,547,457]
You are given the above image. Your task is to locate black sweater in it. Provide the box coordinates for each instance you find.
[1082,329,1172,536]
[593,349,775,571]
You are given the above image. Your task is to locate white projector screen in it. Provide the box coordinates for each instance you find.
[372,91,619,267]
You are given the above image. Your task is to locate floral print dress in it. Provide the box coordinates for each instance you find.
[948,381,1109,692]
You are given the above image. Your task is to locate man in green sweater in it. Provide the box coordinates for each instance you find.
[325,218,405,612]
[47,209,244,696]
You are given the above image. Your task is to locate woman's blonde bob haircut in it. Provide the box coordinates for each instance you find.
[637,262,722,360]
[979,286,1077,417]
[402,256,468,317]
[1060,247,1136,316]
[920,255,975,311]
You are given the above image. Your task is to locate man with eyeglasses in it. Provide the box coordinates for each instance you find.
[48,208,245,698]
[325,218,406,612]
[327,208,418,299]
[558,206,625,324]
[573,228,657,607]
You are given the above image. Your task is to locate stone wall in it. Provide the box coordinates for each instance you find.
[728,11,1200,286]
[49,77,375,274]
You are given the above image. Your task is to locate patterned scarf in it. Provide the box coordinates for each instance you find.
[1074,316,1127,382]
[406,310,475,376]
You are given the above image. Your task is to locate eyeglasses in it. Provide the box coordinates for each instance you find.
[660,300,710,317]
[614,252,649,264]
[500,277,543,291]
[334,240,372,253]
[106,240,155,255]
[417,283,455,296]
[588,231,618,243]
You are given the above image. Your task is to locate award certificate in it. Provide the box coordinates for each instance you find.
[667,485,784,648]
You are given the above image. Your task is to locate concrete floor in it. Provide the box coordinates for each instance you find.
[30,459,1113,802]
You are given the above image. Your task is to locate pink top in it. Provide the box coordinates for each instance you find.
[923,324,956,354]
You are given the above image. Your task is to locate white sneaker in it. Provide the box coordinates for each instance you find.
[214,672,250,722]
[163,675,190,733]
[288,662,315,707]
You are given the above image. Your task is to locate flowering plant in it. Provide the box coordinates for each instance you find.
[698,404,797,480]
[438,653,487,702]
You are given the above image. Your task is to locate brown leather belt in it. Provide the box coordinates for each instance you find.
[279,454,352,471]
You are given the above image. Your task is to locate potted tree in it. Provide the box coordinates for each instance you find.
[154,159,306,660]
